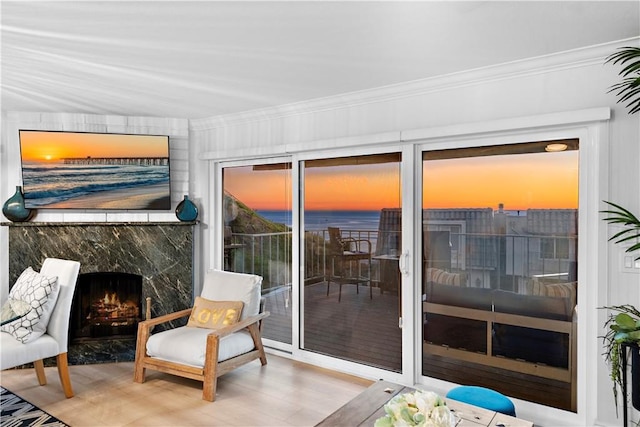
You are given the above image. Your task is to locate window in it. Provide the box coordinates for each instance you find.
[541,237,570,260]
[421,139,579,412]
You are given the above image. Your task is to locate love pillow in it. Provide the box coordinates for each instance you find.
[186,297,244,330]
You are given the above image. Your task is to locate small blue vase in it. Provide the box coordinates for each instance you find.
[175,195,198,222]
[2,186,35,222]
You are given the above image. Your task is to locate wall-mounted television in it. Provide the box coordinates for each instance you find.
[19,130,171,210]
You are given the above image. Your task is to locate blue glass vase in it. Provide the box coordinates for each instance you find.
[175,195,198,222]
[2,186,35,222]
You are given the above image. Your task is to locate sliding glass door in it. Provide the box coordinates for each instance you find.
[421,140,579,411]
[221,162,292,344]
[301,153,402,372]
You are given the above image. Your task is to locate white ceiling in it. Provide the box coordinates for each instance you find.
[2,1,639,120]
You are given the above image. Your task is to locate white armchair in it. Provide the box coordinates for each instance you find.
[1,258,81,398]
[133,269,270,401]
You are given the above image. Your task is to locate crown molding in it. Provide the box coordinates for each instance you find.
[400,107,611,143]
[190,37,638,132]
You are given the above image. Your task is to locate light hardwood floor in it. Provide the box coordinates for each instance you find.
[0,354,373,426]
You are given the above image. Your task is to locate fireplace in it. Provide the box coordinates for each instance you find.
[71,272,143,342]
[5,221,195,364]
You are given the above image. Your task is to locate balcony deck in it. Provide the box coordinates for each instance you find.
[261,281,572,412]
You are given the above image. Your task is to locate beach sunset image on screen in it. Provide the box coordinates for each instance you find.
[19,130,171,210]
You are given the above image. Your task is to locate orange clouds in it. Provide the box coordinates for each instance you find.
[20,131,168,162]
[423,151,578,210]
[223,150,578,212]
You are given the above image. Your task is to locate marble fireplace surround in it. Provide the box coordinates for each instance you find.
[5,222,194,364]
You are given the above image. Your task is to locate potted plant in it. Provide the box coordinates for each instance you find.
[601,304,640,411]
[601,45,640,417]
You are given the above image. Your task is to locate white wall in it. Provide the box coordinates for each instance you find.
[190,39,640,426]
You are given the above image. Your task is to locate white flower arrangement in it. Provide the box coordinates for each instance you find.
[374,389,457,427]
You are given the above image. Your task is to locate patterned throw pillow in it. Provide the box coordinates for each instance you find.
[529,278,577,309]
[1,267,59,343]
[186,297,244,330]
[425,268,466,286]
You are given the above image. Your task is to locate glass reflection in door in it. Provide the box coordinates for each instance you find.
[222,163,292,344]
[421,141,579,411]
[302,153,402,372]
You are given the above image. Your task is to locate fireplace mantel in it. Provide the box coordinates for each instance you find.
[5,221,195,364]
[2,221,197,227]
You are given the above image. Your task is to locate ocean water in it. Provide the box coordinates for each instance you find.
[256,210,381,231]
[257,209,382,252]
[21,161,170,207]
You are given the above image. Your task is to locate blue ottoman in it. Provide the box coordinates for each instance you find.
[446,386,516,416]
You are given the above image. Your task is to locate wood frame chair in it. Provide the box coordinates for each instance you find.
[133,269,269,401]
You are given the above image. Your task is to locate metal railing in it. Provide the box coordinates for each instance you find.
[226,229,578,293]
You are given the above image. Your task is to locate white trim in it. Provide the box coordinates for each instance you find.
[581,121,610,426]
[200,131,401,161]
[190,38,633,132]
[291,157,301,355]
[401,108,610,143]
[400,143,417,385]
[200,109,610,162]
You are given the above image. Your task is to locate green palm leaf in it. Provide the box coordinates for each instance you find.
[601,201,640,260]
[606,47,640,114]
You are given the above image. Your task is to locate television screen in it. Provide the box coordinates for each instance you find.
[19,130,171,210]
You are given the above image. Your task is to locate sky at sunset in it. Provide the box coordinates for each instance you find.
[223,150,578,211]
[20,131,169,162]
[423,150,579,211]
[224,166,293,210]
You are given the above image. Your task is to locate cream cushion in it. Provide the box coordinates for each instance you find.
[200,269,262,320]
[530,278,577,309]
[146,327,255,368]
[425,267,466,287]
[0,333,59,368]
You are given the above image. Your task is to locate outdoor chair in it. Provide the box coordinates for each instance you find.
[326,227,372,302]
[1,258,81,398]
[133,269,269,401]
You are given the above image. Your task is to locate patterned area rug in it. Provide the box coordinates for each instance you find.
[0,387,69,427]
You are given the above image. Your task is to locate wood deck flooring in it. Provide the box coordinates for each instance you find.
[261,281,572,411]
[262,281,401,371]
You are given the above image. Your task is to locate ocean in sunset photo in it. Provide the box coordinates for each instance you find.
[21,161,170,210]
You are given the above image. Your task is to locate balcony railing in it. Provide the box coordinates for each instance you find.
[226,229,577,293]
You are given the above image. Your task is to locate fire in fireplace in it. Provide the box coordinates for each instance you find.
[71,272,143,341]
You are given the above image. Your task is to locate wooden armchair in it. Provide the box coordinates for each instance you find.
[133,269,269,401]
[326,226,372,302]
